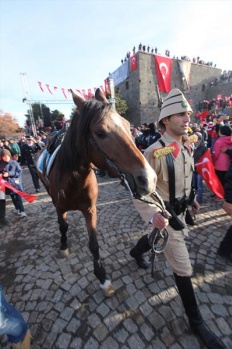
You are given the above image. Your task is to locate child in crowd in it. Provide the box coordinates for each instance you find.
[0,149,27,221]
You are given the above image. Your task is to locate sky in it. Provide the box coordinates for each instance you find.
[0,0,231,127]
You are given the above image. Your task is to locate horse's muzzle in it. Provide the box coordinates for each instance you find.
[121,173,149,198]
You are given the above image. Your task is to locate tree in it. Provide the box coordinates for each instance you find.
[115,91,128,116]
[50,110,65,122]
[42,106,51,127]
[25,103,65,128]
[0,110,21,137]
[106,91,128,116]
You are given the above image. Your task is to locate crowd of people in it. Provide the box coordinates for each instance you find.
[196,96,232,113]
[120,44,222,69]
[220,70,232,82]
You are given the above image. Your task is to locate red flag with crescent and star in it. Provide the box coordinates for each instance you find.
[154,55,172,92]
[130,54,137,71]
[195,148,224,198]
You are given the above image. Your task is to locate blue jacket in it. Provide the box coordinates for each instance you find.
[0,159,23,191]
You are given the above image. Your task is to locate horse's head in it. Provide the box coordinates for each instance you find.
[71,89,157,197]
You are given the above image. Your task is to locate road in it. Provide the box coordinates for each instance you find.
[0,168,231,348]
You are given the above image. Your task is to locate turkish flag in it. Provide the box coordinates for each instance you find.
[38,81,44,92]
[81,89,86,100]
[88,89,93,99]
[0,178,37,203]
[61,88,67,99]
[104,78,110,94]
[131,54,137,71]
[195,149,224,198]
[154,55,172,92]
[46,84,53,94]
[200,111,208,121]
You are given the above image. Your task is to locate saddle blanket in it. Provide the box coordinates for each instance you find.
[37,145,61,178]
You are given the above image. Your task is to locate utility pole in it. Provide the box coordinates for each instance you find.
[20,73,37,137]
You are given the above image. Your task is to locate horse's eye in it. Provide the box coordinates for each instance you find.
[95,131,106,139]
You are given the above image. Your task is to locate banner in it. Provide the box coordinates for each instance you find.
[178,60,191,91]
[110,60,129,86]
[154,55,172,92]
[195,149,224,198]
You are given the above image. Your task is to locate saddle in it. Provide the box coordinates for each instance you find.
[37,125,67,182]
[46,125,67,155]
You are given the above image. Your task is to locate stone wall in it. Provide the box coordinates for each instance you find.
[206,80,232,101]
[116,51,223,126]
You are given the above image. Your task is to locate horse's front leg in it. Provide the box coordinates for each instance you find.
[57,212,69,257]
[84,210,115,297]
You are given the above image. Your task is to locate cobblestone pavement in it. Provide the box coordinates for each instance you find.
[0,168,232,349]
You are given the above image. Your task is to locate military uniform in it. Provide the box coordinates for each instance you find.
[133,132,194,276]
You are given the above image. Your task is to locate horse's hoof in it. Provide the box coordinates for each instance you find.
[100,280,115,297]
[60,248,69,257]
[103,284,115,297]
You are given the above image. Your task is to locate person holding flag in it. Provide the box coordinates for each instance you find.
[0,149,27,221]
[0,149,37,226]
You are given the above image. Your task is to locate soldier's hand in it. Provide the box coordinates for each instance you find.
[191,199,200,213]
[152,212,169,230]
[222,201,232,215]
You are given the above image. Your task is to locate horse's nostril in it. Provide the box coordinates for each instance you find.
[137,176,148,188]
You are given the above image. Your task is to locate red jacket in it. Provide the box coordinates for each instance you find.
[212,135,232,171]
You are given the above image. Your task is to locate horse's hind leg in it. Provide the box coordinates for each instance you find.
[88,228,114,297]
[58,213,69,257]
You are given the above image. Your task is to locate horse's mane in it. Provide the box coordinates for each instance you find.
[55,99,111,181]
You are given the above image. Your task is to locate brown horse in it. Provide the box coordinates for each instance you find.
[37,88,157,296]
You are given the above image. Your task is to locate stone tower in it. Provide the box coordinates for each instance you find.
[112,50,222,126]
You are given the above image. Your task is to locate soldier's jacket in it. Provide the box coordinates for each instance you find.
[20,142,42,166]
[133,132,194,226]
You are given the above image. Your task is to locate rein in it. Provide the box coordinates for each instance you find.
[89,135,169,272]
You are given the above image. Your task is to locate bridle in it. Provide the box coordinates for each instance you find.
[89,135,138,197]
[89,135,169,264]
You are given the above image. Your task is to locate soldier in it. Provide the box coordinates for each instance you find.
[130,89,225,349]
[20,136,42,193]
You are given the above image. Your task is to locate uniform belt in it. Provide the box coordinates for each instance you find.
[164,197,189,216]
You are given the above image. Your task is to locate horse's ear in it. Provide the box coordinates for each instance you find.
[70,89,85,112]
[95,88,109,104]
